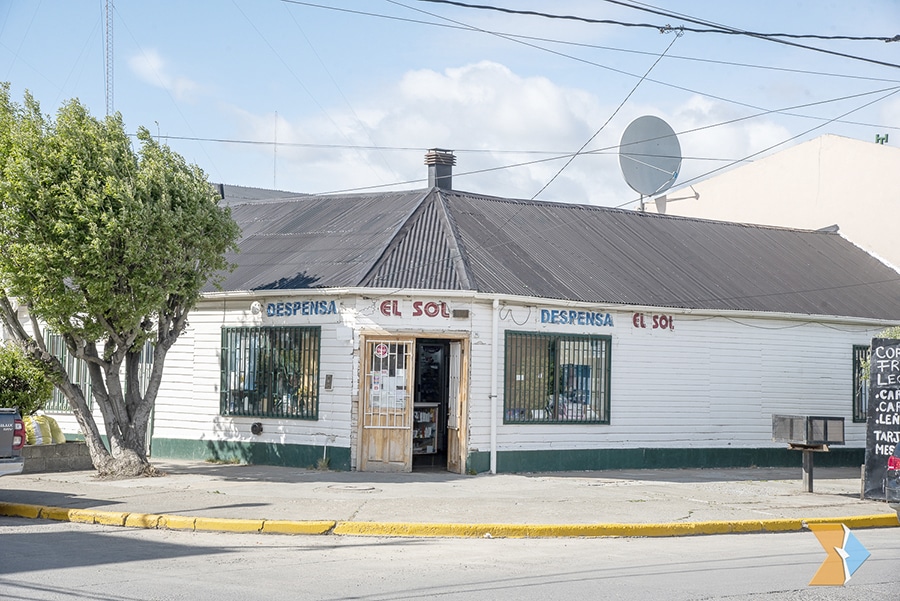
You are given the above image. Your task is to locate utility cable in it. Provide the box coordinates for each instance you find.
[283,1,900,85]
[232,0,387,186]
[416,0,900,69]
[284,0,900,132]
[532,30,680,200]
[114,8,223,180]
[390,0,898,128]
[308,85,900,196]
[178,84,894,197]
[606,0,899,42]
[282,4,397,182]
[284,1,900,85]
[615,86,900,208]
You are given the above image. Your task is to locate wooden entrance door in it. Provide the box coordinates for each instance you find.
[446,341,466,474]
[359,339,414,472]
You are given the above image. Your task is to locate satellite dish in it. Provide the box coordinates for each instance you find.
[619,116,682,199]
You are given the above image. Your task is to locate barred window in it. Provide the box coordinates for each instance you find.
[43,332,154,413]
[221,326,320,420]
[852,344,869,423]
[44,331,92,412]
[504,331,611,424]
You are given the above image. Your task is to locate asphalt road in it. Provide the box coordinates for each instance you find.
[1,517,897,600]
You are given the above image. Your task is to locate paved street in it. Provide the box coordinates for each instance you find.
[1,518,898,600]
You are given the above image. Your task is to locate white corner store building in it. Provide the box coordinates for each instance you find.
[45,152,900,473]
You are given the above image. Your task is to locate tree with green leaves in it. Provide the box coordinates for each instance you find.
[0,84,240,478]
[0,342,53,415]
[876,326,900,340]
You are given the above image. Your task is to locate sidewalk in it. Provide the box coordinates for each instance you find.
[1,461,897,537]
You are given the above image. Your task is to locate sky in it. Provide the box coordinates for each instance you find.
[1,0,899,208]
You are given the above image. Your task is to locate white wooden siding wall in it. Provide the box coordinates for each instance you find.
[151,299,356,454]
[151,318,197,437]
[465,301,881,454]
[14,294,885,457]
[463,302,497,457]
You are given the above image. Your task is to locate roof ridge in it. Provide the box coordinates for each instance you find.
[356,189,435,287]
[434,190,475,290]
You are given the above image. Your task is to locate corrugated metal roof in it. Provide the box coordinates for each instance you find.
[444,191,900,319]
[212,189,428,291]
[209,186,900,321]
[360,190,471,290]
[218,184,305,205]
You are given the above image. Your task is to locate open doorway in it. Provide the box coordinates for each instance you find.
[413,339,449,470]
[358,335,465,473]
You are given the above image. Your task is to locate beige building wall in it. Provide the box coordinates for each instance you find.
[649,135,900,269]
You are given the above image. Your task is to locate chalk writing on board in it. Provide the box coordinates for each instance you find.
[864,338,900,499]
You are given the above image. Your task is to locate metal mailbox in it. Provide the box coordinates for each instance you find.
[772,414,845,447]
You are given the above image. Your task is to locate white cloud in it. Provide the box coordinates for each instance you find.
[669,95,792,187]
[224,61,796,207]
[128,49,200,101]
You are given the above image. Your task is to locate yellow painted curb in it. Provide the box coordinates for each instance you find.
[194,517,265,533]
[158,514,197,531]
[124,513,163,529]
[1,500,896,539]
[261,520,336,535]
[805,514,900,529]
[0,502,41,519]
[67,508,129,526]
[40,505,74,521]
[331,521,746,538]
[331,515,898,538]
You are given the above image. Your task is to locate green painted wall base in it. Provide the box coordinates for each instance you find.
[151,438,351,471]
[466,447,866,474]
[151,441,863,475]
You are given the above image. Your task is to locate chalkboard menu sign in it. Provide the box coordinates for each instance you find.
[864,338,900,500]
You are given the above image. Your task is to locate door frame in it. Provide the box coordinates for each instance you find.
[445,339,467,474]
[356,333,469,474]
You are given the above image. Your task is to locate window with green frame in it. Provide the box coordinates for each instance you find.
[44,331,92,412]
[504,331,611,424]
[43,331,154,413]
[221,326,320,420]
[852,344,869,423]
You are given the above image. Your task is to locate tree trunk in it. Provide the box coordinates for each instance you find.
[1,296,172,479]
[47,348,157,478]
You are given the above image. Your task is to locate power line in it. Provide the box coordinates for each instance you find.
[317,84,900,196]
[419,0,899,42]
[386,0,900,129]
[280,1,900,85]
[615,86,900,208]
[150,133,752,162]
[150,84,897,197]
[389,0,900,172]
[282,0,900,139]
[414,0,900,69]
[605,0,899,42]
[532,29,681,199]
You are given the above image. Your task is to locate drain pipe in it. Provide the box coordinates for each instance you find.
[490,298,499,474]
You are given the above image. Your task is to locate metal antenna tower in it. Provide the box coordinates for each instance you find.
[104,0,114,115]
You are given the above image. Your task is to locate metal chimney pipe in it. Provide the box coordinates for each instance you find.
[425,148,456,190]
